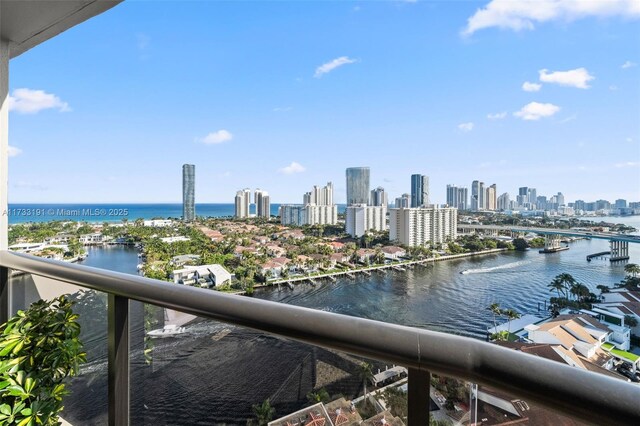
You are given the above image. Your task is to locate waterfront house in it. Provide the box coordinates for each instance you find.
[79,233,107,245]
[592,289,640,337]
[524,315,615,371]
[160,236,190,243]
[381,246,406,260]
[172,264,231,288]
[260,258,290,278]
[356,248,376,264]
[170,254,201,267]
[329,253,349,267]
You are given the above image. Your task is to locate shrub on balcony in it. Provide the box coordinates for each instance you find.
[0,296,86,425]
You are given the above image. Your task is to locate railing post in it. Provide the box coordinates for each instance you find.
[0,265,8,324]
[108,294,129,425]
[408,368,430,425]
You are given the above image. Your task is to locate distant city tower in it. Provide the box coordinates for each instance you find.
[182,164,195,221]
[346,167,370,205]
[411,174,430,207]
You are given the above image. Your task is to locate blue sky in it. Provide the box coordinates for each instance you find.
[7,0,640,204]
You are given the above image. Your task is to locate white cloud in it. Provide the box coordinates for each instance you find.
[458,122,475,132]
[198,130,233,145]
[615,161,640,168]
[8,146,22,157]
[626,137,634,142]
[538,68,594,89]
[487,111,508,120]
[609,85,619,91]
[462,0,640,36]
[278,161,306,174]
[273,107,293,112]
[622,60,637,69]
[514,102,560,120]
[558,113,577,123]
[8,88,70,114]
[314,56,357,78]
[522,81,542,92]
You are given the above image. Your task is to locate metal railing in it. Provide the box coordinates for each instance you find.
[1,250,639,425]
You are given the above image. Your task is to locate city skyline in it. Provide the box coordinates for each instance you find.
[5,1,639,204]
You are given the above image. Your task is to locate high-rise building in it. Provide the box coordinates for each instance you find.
[389,206,457,247]
[234,188,251,218]
[345,204,386,237]
[182,164,195,221]
[395,193,411,208]
[471,180,485,211]
[486,184,497,211]
[255,189,270,218]
[446,185,468,210]
[556,192,565,207]
[303,182,334,206]
[615,199,627,209]
[370,187,388,207]
[411,174,429,207]
[497,193,510,211]
[528,188,537,205]
[346,167,370,205]
[279,205,305,226]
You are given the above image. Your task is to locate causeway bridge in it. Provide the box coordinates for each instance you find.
[458,225,639,261]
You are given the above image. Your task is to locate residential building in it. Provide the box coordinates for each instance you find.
[234,188,252,218]
[345,204,386,237]
[615,199,628,209]
[394,193,411,208]
[486,184,497,211]
[346,167,370,205]
[389,206,457,247]
[279,205,305,226]
[471,180,485,211]
[279,204,337,226]
[523,315,616,371]
[410,174,429,207]
[497,192,510,211]
[592,289,640,338]
[446,184,468,210]
[182,164,195,221]
[303,182,334,206]
[255,189,270,218]
[370,186,388,207]
[172,264,231,288]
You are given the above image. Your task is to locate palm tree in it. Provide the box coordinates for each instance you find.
[252,399,275,426]
[502,308,521,336]
[357,362,374,403]
[624,263,640,278]
[487,303,502,331]
[547,278,565,299]
[556,273,577,298]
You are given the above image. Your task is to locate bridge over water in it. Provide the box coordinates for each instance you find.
[458,225,639,261]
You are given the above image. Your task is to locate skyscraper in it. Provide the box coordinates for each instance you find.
[346,167,370,205]
[234,188,251,218]
[446,185,468,210]
[182,164,195,221]
[255,189,270,218]
[370,187,388,207]
[486,184,497,211]
[394,193,411,208]
[497,193,510,211]
[303,182,334,206]
[410,174,429,207]
[471,180,485,211]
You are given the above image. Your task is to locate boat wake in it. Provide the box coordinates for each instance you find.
[460,260,532,275]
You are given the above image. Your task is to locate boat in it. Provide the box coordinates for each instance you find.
[147,324,187,338]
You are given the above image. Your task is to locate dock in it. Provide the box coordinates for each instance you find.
[587,251,610,261]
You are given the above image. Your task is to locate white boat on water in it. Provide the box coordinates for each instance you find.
[147,324,187,338]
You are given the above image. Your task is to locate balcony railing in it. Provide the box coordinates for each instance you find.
[1,250,639,425]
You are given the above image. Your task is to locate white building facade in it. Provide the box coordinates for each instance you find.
[235,188,251,218]
[389,206,457,247]
[345,204,386,237]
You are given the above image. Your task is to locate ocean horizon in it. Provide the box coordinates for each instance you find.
[6,203,348,224]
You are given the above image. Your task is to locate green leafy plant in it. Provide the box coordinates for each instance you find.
[0,296,86,425]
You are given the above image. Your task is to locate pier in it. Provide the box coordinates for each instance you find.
[587,251,610,262]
